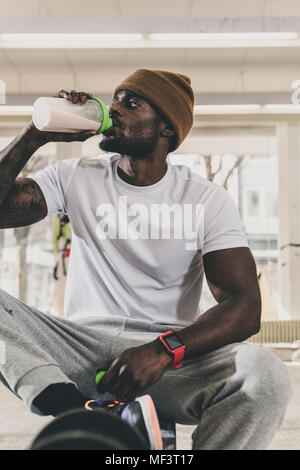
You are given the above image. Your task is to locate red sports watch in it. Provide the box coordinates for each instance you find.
[158,331,186,369]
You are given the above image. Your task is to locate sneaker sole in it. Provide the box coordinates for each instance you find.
[135,395,163,450]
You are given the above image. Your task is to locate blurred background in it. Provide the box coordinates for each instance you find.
[1,0,300,343]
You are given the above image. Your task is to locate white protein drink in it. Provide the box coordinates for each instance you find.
[32,97,113,134]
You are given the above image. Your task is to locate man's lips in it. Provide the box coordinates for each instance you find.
[102,122,119,136]
[102,125,118,136]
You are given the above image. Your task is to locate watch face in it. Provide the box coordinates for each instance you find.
[164,333,184,351]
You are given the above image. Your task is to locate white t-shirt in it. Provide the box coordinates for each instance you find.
[31,154,248,327]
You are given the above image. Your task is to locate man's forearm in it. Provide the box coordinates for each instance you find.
[0,122,45,207]
[157,296,261,362]
[96,297,261,400]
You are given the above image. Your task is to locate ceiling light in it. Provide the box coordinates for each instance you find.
[0,106,33,116]
[150,33,298,41]
[194,105,261,114]
[0,32,299,49]
[2,104,300,119]
[193,104,300,114]
[148,32,300,48]
[263,104,300,113]
[0,33,143,49]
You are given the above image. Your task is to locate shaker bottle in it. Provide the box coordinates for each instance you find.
[32,96,113,134]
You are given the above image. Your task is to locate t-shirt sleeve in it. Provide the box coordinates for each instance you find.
[201,185,248,255]
[29,157,81,216]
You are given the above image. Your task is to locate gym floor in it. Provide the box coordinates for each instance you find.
[0,360,299,450]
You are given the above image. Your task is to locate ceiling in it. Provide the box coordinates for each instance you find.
[1,0,300,19]
[1,0,300,105]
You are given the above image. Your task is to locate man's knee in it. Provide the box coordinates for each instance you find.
[234,343,292,414]
[0,287,10,305]
[0,288,15,315]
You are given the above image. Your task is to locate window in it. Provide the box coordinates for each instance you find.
[247,190,261,217]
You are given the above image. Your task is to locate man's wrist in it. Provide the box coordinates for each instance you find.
[152,338,173,367]
[24,121,47,150]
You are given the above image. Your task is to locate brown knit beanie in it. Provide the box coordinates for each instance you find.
[114,69,194,151]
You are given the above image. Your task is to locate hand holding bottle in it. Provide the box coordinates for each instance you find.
[29,89,112,145]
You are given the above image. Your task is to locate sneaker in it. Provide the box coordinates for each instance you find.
[85,394,163,450]
[159,420,177,450]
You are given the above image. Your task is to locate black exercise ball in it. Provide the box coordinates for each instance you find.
[28,408,148,450]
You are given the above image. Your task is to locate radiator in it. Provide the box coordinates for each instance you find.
[248,320,300,344]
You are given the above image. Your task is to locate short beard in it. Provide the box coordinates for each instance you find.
[99,119,160,159]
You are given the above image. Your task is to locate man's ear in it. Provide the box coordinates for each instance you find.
[160,122,175,138]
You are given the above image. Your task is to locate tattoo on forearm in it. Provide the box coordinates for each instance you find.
[0,178,47,228]
[0,124,46,228]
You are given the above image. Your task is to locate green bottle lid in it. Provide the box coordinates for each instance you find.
[95,370,106,385]
[91,97,113,135]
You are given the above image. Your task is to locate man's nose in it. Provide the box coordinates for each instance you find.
[109,101,122,117]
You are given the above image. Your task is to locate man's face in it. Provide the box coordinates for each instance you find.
[99,90,163,158]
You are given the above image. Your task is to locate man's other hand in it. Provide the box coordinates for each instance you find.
[96,340,172,401]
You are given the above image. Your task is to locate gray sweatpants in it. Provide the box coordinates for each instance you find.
[0,287,292,450]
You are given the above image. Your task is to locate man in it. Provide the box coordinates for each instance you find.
[0,69,292,450]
